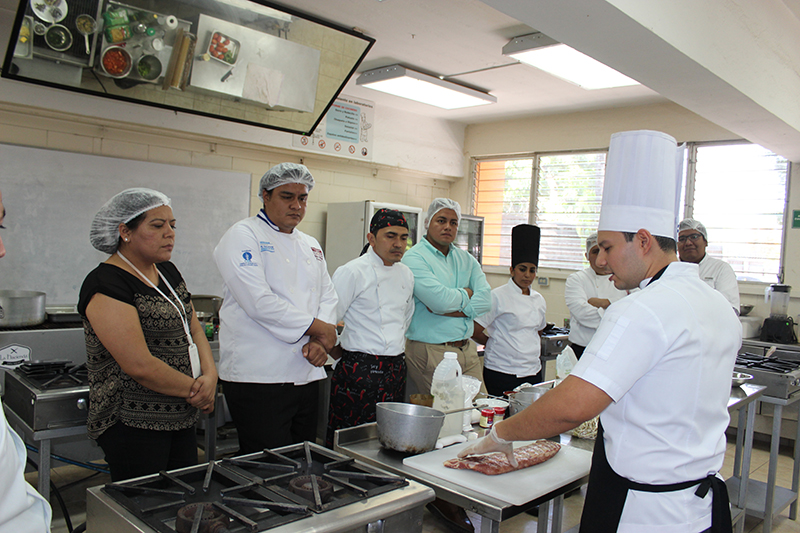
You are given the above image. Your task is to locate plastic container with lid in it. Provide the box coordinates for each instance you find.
[431,352,464,438]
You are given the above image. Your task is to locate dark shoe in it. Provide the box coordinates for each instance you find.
[426,498,474,532]
[525,505,539,516]
[564,487,581,498]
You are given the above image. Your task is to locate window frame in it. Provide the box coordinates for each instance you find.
[471,140,791,286]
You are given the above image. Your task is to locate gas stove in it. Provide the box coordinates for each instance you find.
[87,441,434,533]
[735,351,800,399]
[3,361,90,430]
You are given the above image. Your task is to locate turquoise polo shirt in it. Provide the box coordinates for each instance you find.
[402,237,492,344]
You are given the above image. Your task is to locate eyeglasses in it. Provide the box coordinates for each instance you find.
[678,233,704,243]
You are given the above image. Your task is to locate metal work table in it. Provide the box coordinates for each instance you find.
[735,390,800,532]
[335,423,591,533]
[726,384,766,532]
[3,402,89,501]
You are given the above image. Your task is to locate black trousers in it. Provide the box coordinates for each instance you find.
[221,379,319,454]
[96,423,198,482]
[482,367,541,398]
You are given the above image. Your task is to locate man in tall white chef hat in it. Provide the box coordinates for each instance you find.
[458,130,741,533]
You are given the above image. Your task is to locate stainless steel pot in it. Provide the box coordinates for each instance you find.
[0,290,46,327]
[506,384,550,416]
[376,402,445,454]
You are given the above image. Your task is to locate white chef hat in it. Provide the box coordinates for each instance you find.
[425,198,462,229]
[678,218,708,240]
[597,130,684,239]
[585,232,599,253]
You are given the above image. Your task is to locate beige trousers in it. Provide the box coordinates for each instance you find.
[405,339,486,396]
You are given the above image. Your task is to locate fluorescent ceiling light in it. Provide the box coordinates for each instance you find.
[503,33,639,90]
[356,65,496,109]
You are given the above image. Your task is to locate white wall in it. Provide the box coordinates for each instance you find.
[461,101,800,329]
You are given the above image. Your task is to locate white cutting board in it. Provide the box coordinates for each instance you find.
[403,440,592,506]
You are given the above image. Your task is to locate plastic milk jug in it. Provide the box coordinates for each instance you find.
[431,352,464,438]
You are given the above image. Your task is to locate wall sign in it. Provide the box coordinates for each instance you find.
[292,94,374,160]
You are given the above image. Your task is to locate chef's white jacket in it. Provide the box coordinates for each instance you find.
[573,262,741,532]
[213,211,338,385]
[697,254,740,311]
[0,404,51,532]
[332,247,414,356]
[476,279,547,377]
[565,267,628,347]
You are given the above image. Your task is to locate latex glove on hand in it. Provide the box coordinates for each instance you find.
[457,424,518,468]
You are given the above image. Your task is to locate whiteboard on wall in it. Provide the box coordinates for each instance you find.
[0,144,251,305]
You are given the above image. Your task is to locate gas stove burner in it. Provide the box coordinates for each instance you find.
[288,475,333,504]
[175,503,229,533]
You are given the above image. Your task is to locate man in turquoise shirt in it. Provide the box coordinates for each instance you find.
[402,198,491,396]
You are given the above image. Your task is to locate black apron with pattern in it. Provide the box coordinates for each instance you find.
[579,265,731,533]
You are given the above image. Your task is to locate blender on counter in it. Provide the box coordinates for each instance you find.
[760,284,797,343]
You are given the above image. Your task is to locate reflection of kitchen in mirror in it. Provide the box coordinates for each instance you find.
[2,0,374,134]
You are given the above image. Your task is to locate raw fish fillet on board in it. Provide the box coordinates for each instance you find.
[444,440,561,475]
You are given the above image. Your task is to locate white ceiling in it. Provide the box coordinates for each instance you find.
[285,0,666,123]
[283,0,800,161]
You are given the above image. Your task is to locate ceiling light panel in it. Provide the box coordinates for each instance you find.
[503,33,639,90]
[357,65,496,109]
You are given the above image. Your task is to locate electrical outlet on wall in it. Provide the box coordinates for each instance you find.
[537,277,549,286]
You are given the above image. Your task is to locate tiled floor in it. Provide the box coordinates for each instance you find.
[34,437,800,533]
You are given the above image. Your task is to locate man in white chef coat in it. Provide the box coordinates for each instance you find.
[678,217,740,313]
[460,131,741,533]
[326,209,414,447]
[565,232,628,358]
[0,190,53,533]
[213,163,338,453]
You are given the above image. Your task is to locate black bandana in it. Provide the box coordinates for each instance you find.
[370,208,408,234]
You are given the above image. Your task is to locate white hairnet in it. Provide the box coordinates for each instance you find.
[585,232,599,253]
[425,198,461,229]
[259,163,315,194]
[90,188,171,254]
[678,218,708,240]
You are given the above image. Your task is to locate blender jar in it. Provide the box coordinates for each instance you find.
[766,284,791,318]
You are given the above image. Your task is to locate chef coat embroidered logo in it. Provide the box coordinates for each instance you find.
[260,241,274,253]
[311,247,324,261]
[239,250,257,267]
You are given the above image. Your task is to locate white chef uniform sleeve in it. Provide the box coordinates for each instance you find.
[715,263,740,310]
[331,264,359,325]
[213,224,315,344]
[316,255,339,325]
[565,272,604,329]
[475,290,500,331]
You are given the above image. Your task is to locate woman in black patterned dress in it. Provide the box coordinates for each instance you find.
[78,188,217,481]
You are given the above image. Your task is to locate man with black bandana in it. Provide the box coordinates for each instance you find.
[326,209,415,447]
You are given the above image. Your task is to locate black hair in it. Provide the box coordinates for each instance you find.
[621,231,677,253]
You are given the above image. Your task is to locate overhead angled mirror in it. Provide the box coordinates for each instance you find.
[2,0,374,135]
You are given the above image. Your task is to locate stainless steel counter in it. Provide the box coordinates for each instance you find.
[335,423,591,533]
[190,14,320,112]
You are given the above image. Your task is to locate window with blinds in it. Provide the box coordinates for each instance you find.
[688,143,788,283]
[473,142,788,279]
[474,152,606,269]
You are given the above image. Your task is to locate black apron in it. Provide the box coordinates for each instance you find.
[579,265,732,533]
[579,424,732,533]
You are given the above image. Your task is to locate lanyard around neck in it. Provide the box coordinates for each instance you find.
[117,252,193,341]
